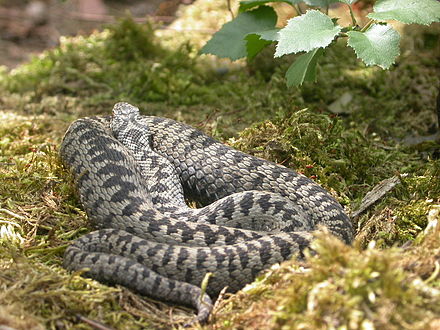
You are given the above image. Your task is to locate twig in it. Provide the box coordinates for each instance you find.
[0,219,23,227]
[25,244,67,255]
[0,208,26,220]
[361,19,374,32]
[347,4,357,27]
[76,314,114,330]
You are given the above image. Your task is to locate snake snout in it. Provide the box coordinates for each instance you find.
[112,102,140,120]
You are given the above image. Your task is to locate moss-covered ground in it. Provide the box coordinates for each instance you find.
[0,1,439,329]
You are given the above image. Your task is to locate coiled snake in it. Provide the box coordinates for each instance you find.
[61,102,353,323]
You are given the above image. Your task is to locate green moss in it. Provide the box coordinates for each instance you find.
[230,109,410,204]
[103,17,162,62]
[232,110,440,246]
[210,229,440,329]
[0,8,439,329]
[0,111,197,328]
[0,249,153,329]
[0,18,208,108]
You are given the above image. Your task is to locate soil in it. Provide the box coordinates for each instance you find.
[0,0,189,69]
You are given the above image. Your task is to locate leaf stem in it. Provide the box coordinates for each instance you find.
[361,19,374,32]
[347,4,357,27]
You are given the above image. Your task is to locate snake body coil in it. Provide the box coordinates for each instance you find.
[61,102,353,323]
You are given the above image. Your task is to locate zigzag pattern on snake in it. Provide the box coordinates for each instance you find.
[61,102,353,323]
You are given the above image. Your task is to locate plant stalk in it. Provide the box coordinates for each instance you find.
[361,19,375,32]
[348,4,357,27]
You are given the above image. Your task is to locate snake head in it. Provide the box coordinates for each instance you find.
[112,102,140,120]
[111,102,141,133]
[111,102,152,146]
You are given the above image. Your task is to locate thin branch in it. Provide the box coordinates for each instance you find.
[360,19,374,32]
[76,314,114,330]
[0,208,26,220]
[347,4,357,27]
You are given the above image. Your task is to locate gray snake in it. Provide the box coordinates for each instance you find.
[61,102,353,323]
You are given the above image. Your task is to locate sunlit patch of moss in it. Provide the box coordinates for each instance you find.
[0,111,126,328]
[391,161,440,241]
[0,110,199,328]
[210,227,440,329]
[1,238,195,328]
[0,18,210,109]
[0,111,83,255]
[231,111,440,247]
[355,160,440,246]
[394,201,431,241]
[230,109,409,204]
[0,248,145,329]
[405,205,440,281]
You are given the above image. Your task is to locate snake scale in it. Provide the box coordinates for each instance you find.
[61,102,353,323]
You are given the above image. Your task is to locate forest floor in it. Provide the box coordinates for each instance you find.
[0,1,439,329]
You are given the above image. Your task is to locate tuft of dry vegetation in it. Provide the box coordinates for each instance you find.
[209,224,440,329]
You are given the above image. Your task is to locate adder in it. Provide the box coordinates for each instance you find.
[61,102,353,323]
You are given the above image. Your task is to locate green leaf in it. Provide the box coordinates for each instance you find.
[338,0,359,4]
[304,0,339,7]
[275,10,341,57]
[347,23,400,69]
[255,29,280,41]
[368,0,440,25]
[200,6,277,60]
[242,28,279,60]
[245,34,272,60]
[239,0,301,12]
[285,48,324,87]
